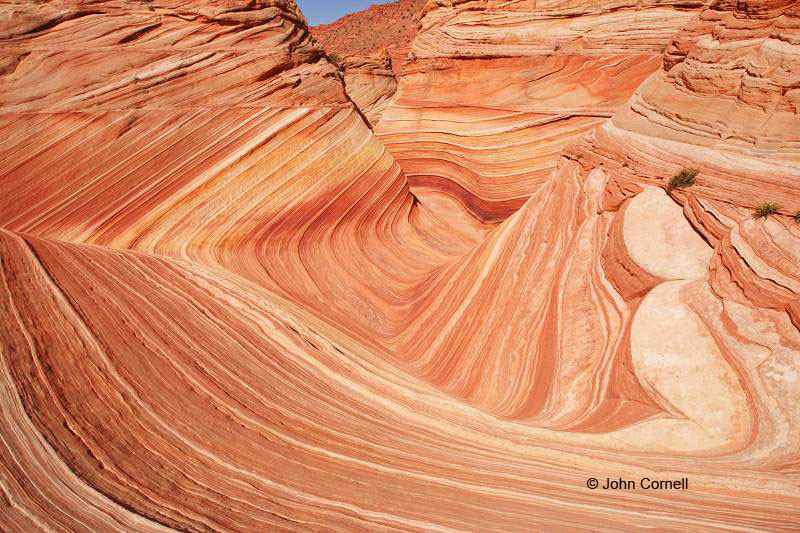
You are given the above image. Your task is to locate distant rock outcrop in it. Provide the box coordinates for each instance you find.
[310,0,424,74]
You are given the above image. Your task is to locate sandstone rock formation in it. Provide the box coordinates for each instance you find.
[376,0,714,226]
[340,52,397,127]
[1,0,799,531]
[310,0,424,73]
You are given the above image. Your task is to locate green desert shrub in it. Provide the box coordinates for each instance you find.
[327,53,341,64]
[667,168,698,192]
[754,203,781,219]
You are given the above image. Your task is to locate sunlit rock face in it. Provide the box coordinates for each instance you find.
[340,52,397,127]
[0,0,469,339]
[309,0,425,69]
[1,0,799,531]
[376,0,713,227]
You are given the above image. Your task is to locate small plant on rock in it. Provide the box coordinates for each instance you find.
[792,211,800,223]
[327,53,341,65]
[667,168,698,192]
[754,203,781,219]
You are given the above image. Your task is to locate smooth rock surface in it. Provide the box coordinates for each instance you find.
[624,187,713,280]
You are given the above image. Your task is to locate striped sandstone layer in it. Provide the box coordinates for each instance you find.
[1,0,800,531]
[376,0,713,226]
[340,52,398,127]
[385,0,800,432]
[0,0,477,339]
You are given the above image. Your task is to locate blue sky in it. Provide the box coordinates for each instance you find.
[296,0,394,26]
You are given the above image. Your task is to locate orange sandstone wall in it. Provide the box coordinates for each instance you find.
[340,52,398,127]
[377,0,713,226]
[0,0,469,340]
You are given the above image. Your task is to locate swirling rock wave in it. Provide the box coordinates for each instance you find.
[376,0,714,226]
[1,0,799,531]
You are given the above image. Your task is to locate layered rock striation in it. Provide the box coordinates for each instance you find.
[377,0,714,226]
[0,0,799,531]
[340,52,398,127]
[0,0,468,339]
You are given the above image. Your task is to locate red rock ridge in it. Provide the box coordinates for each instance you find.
[309,0,425,71]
